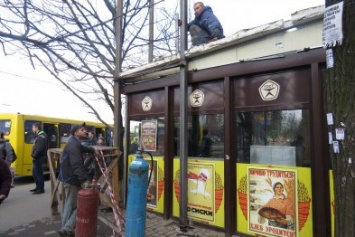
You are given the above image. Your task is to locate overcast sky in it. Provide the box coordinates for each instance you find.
[0,0,325,123]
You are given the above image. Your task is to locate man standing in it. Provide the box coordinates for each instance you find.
[58,123,99,237]
[30,122,47,194]
[108,131,114,147]
[188,2,224,46]
[0,131,15,187]
[0,158,12,205]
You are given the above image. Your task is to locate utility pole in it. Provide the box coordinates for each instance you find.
[114,0,124,204]
[179,0,188,230]
[148,0,154,63]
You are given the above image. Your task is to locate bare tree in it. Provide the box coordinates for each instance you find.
[0,0,178,126]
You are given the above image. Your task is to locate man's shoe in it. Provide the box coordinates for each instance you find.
[32,190,45,195]
[30,188,38,192]
[58,229,66,237]
[67,231,75,237]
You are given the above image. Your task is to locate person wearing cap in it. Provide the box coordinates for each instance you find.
[30,122,47,194]
[58,122,99,237]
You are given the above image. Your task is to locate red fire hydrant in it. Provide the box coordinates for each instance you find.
[75,179,99,237]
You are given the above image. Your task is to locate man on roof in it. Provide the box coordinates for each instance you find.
[188,2,225,46]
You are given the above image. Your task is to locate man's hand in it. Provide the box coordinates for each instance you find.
[81,181,92,189]
[0,194,7,200]
[94,147,101,156]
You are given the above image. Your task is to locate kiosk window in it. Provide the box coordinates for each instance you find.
[174,114,224,158]
[129,118,165,156]
[236,109,310,167]
[59,123,71,143]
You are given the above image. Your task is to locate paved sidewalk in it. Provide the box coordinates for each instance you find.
[0,213,113,237]
[99,209,226,237]
[0,209,226,237]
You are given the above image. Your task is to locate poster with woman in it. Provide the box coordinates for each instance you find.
[248,167,297,237]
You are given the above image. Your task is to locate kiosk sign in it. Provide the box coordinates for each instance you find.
[323,1,344,47]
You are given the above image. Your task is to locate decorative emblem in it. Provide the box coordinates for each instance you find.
[190,89,205,107]
[142,96,153,111]
[259,80,280,101]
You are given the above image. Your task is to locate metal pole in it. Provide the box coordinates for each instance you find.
[179,0,188,228]
[114,0,124,204]
[175,13,180,54]
[148,0,154,63]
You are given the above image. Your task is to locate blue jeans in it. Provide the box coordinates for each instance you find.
[32,156,45,191]
[61,183,80,233]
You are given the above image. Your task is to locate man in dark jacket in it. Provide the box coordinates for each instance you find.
[188,2,224,46]
[0,158,12,205]
[0,131,15,187]
[87,131,97,146]
[30,122,47,194]
[58,122,98,237]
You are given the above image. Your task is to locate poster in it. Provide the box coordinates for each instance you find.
[146,159,158,208]
[237,164,313,237]
[187,163,215,222]
[329,170,335,237]
[248,167,297,237]
[173,159,225,228]
[322,1,344,47]
[128,155,165,214]
[140,120,157,151]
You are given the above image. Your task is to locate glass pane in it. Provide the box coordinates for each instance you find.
[174,114,224,158]
[25,120,41,143]
[59,123,71,143]
[129,118,165,156]
[0,120,11,135]
[236,109,310,167]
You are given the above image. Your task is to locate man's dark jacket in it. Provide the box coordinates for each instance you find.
[59,136,95,187]
[31,131,47,159]
[0,158,11,202]
[188,6,224,40]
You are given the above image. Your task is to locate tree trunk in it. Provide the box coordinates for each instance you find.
[324,0,355,236]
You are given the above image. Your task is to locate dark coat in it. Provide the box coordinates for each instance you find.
[31,131,47,159]
[0,158,12,200]
[188,6,224,40]
[0,139,13,166]
[59,136,95,187]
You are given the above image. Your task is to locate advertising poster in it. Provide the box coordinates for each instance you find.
[128,155,165,213]
[140,120,157,152]
[237,164,313,237]
[146,159,158,208]
[329,170,335,237]
[248,167,297,237]
[173,159,225,228]
[187,163,215,222]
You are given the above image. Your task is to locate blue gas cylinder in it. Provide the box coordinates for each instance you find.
[125,153,149,237]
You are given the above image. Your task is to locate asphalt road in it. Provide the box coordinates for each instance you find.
[0,176,51,234]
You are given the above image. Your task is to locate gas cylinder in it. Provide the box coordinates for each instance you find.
[75,179,99,237]
[125,153,149,237]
